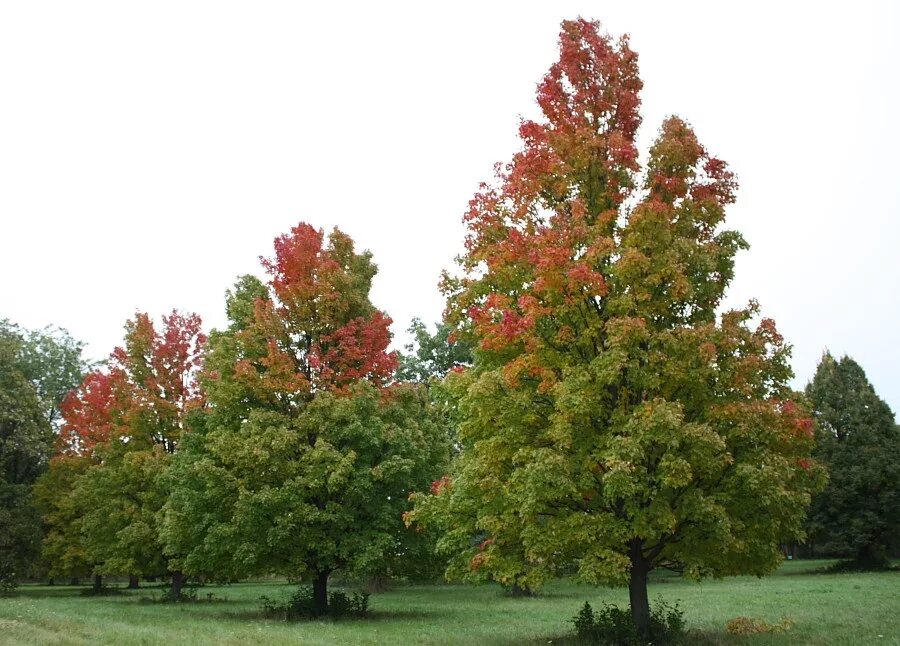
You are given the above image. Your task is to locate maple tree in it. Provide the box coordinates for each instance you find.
[805,353,899,568]
[408,18,824,635]
[32,454,94,583]
[162,224,448,614]
[44,311,205,594]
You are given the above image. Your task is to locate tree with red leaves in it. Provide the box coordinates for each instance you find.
[45,311,205,594]
[161,224,448,615]
[407,19,824,636]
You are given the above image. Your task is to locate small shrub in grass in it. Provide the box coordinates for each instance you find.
[725,616,795,635]
[572,598,684,645]
[260,586,369,620]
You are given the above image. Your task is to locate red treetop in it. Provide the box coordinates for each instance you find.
[230,223,396,403]
[59,310,206,456]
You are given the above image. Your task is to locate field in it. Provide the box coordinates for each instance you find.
[0,560,896,645]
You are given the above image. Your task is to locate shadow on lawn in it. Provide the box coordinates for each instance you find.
[222,607,439,623]
[8,585,142,600]
[509,629,728,646]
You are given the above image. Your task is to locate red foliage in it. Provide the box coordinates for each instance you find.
[252,223,397,395]
[59,310,206,456]
[57,371,123,456]
[310,312,398,389]
[430,475,452,496]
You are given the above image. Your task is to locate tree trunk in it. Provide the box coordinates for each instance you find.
[69,577,80,586]
[507,582,533,597]
[312,571,329,616]
[170,571,185,600]
[48,578,55,586]
[364,576,388,594]
[127,575,140,589]
[628,541,651,637]
[92,574,103,593]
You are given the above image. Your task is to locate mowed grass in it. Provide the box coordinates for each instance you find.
[0,560,896,645]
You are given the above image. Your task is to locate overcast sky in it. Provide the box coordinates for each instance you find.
[1,2,897,416]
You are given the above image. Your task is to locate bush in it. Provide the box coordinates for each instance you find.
[572,598,685,645]
[725,616,795,635]
[260,586,369,620]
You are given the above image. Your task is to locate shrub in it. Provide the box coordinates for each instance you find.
[725,616,795,635]
[572,598,685,645]
[260,586,369,620]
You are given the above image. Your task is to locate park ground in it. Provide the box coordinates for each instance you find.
[0,560,896,645]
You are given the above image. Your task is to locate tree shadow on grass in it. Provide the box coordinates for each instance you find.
[507,629,728,646]
[220,607,439,623]
[778,562,899,577]
[8,585,139,600]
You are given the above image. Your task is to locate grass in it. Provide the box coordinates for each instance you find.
[0,560,896,645]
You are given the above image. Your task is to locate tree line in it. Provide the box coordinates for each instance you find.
[1,17,897,637]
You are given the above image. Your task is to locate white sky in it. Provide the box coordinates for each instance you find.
[1,2,898,416]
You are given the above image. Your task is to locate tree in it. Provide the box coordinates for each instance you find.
[59,311,205,594]
[805,353,900,568]
[397,318,473,385]
[0,327,53,589]
[162,225,449,615]
[32,455,94,583]
[10,323,90,429]
[408,19,823,636]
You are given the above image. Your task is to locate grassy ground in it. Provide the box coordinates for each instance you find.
[0,560,896,645]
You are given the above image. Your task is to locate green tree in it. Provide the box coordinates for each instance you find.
[0,320,90,428]
[408,19,824,636]
[805,353,900,568]
[397,318,473,384]
[162,225,449,615]
[0,327,53,589]
[32,455,94,583]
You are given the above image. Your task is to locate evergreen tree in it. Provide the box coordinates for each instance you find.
[805,353,900,568]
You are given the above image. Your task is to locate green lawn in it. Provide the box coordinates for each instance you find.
[0,560,896,645]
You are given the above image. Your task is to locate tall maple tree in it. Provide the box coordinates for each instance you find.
[162,224,448,614]
[408,19,823,635]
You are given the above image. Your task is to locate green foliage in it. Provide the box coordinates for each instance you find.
[75,445,171,577]
[397,318,473,384]
[0,324,55,589]
[260,586,370,620]
[0,484,42,590]
[0,319,89,429]
[805,353,900,568]
[573,598,685,645]
[163,228,449,605]
[32,455,94,580]
[163,383,449,582]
